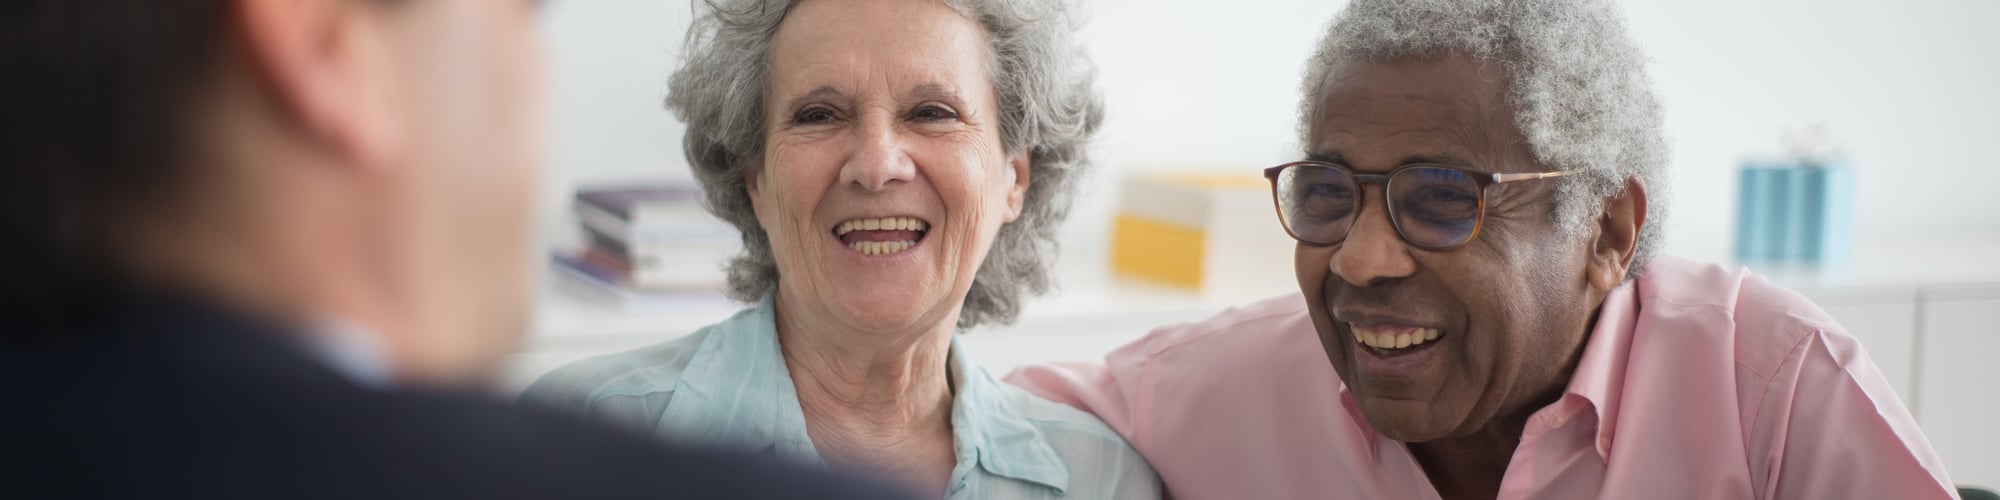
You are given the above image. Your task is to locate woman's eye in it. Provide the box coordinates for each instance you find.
[910,104,958,122]
[793,106,837,125]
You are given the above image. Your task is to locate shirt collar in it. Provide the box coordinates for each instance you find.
[663,296,1072,492]
[1563,277,1640,459]
[658,295,822,461]
[946,336,1070,493]
[300,315,395,389]
[1333,279,1641,461]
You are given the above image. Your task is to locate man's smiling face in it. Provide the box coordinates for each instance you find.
[1296,53,1604,443]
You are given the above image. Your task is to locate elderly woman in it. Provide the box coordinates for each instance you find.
[524,0,1156,497]
[1009,0,1957,498]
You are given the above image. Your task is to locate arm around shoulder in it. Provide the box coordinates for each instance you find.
[1006,352,1153,451]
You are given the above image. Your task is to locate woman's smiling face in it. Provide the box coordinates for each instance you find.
[751,0,1028,336]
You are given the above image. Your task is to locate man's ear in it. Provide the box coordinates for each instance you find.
[1586,177,1647,291]
[231,0,399,169]
[1001,150,1031,222]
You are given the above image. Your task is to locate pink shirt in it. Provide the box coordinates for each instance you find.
[1007,256,1957,499]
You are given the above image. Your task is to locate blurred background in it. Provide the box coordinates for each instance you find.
[537,0,2000,267]
[521,0,2000,488]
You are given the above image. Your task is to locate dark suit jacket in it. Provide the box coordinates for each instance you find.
[0,293,914,499]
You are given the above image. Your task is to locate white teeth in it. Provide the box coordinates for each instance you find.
[1352,327,1441,350]
[835,217,928,256]
[848,239,915,256]
[835,217,930,236]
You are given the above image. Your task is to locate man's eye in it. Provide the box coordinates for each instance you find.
[793,107,837,125]
[910,104,958,122]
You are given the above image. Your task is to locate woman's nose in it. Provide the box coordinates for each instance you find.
[838,119,916,192]
[1330,192,1416,287]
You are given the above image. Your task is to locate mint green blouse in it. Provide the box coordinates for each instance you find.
[522,296,1160,499]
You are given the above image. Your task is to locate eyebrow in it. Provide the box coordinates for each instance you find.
[1304,150,1479,169]
[909,83,965,104]
[782,86,846,110]
[1305,151,1348,165]
[780,84,967,111]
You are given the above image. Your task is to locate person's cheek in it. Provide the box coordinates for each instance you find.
[1296,243,1330,296]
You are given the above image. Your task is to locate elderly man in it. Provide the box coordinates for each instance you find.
[0,1,908,498]
[1009,0,1956,498]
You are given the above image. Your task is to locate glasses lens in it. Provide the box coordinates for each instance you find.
[1275,164,1357,244]
[1388,167,1482,248]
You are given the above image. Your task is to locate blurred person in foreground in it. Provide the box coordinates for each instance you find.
[521,0,1158,497]
[0,1,913,498]
[1007,0,1957,498]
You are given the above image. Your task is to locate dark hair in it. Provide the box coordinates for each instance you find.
[0,0,230,335]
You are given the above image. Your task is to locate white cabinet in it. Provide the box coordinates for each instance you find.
[1916,285,2000,490]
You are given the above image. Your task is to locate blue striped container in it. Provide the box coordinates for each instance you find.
[1735,160,1853,261]
[1736,163,1790,260]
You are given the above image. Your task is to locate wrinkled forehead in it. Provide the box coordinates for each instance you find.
[1306,54,1530,172]
[766,0,994,95]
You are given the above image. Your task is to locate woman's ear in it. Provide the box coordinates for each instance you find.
[1586,177,1647,291]
[744,166,767,221]
[1002,150,1030,222]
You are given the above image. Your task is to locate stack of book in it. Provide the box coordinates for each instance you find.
[552,184,739,304]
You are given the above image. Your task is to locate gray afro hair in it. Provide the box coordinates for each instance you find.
[1302,0,1669,280]
[666,0,1103,328]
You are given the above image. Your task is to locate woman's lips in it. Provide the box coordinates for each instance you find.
[833,216,929,256]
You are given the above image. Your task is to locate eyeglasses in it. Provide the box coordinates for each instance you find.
[1262,161,1578,250]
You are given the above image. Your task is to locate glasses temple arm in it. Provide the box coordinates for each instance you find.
[1490,170,1581,183]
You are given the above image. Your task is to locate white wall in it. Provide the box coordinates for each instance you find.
[539,0,2000,268]
[1621,0,2000,258]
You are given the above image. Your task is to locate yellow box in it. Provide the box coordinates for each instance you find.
[1110,172,1296,295]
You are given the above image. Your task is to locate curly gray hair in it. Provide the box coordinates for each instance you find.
[666,0,1102,328]
[1301,0,1669,280]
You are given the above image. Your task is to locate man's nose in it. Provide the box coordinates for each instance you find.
[837,118,915,192]
[1329,189,1417,286]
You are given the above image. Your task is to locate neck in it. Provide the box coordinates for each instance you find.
[776,300,955,435]
[136,86,407,378]
[137,184,395,337]
[1409,315,1598,500]
[1405,414,1530,500]
[772,294,957,491]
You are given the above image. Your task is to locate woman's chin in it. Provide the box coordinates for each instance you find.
[820,289,951,334]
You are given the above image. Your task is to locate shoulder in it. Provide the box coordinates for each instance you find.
[1632,256,1847,377]
[1121,292,1314,360]
[309,389,908,498]
[992,374,1142,454]
[971,368,1159,495]
[517,323,716,418]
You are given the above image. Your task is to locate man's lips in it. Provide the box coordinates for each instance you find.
[1351,324,1442,350]
[1335,311,1449,352]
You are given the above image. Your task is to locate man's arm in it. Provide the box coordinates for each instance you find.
[1004,341,1156,453]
